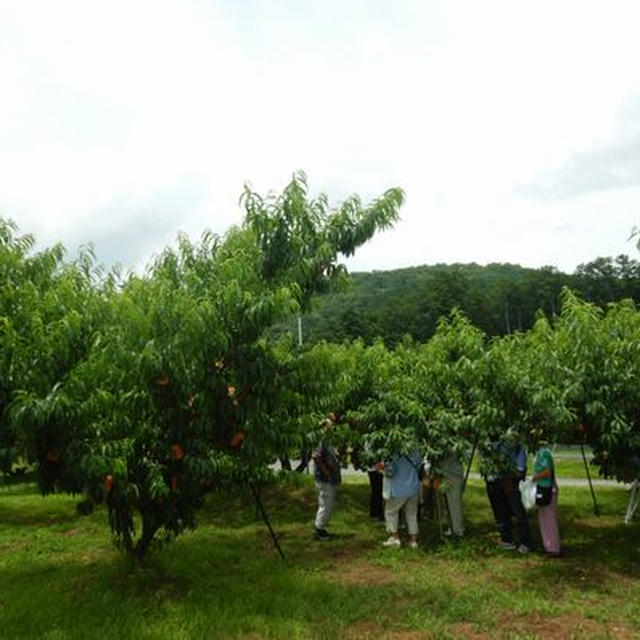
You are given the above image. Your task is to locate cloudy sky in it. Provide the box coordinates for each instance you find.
[2,0,640,274]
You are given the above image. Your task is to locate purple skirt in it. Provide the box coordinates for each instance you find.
[537,483,560,554]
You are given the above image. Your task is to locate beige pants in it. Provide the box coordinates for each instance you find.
[385,494,419,535]
[315,481,337,529]
[443,474,464,536]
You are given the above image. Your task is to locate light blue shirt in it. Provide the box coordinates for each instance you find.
[384,452,421,499]
[511,444,527,476]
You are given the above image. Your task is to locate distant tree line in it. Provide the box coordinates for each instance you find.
[278,255,640,346]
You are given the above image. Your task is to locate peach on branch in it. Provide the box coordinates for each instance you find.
[170,444,185,460]
[103,474,115,492]
[230,430,247,449]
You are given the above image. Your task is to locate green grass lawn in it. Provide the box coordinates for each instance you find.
[1,473,639,639]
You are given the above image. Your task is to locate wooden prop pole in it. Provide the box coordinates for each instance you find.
[580,443,600,517]
[250,483,286,560]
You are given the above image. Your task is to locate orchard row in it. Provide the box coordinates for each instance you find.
[2,175,638,560]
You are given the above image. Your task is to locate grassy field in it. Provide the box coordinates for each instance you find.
[1,472,639,640]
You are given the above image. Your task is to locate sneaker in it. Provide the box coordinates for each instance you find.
[517,544,530,554]
[445,528,464,539]
[408,540,419,549]
[314,528,332,541]
[382,536,401,548]
[498,541,517,550]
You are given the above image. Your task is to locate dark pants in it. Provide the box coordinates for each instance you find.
[495,476,532,547]
[485,479,502,526]
[368,471,384,520]
[295,448,311,473]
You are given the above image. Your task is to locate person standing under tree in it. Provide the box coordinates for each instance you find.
[481,439,532,553]
[498,440,532,553]
[532,439,561,557]
[441,451,465,539]
[367,462,385,521]
[312,414,341,541]
[381,450,422,549]
[623,454,640,524]
[354,441,384,522]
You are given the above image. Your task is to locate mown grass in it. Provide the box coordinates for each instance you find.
[1,472,639,639]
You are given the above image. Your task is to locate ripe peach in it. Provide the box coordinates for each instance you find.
[170,444,184,460]
[103,474,115,491]
[230,430,246,448]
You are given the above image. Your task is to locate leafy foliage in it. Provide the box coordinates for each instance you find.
[284,256,640,346]
[1,174,404,560]
[4,173,640,563]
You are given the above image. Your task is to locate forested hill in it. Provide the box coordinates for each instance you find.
[280,255,640,346]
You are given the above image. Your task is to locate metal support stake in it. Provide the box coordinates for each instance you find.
[250,483,285,560]
[581,443,600,517]
[463,433,480,493]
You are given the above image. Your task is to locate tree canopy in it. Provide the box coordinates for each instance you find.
[3,177,640,562]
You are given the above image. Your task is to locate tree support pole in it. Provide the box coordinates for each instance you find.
[581,444,600,517]
[250,483,285,560]
[463,432,480,493]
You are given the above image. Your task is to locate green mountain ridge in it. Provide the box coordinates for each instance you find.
[277,255,640,345]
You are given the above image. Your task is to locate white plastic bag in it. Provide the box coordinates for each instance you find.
[519,479,536,511]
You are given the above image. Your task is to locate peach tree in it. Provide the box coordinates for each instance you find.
[340,312,487,469]
[5,174,403,560]
[553,291,640,481]
[1,218,108,480]
[411,311,486,471]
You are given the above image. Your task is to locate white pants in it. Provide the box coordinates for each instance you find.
[625,480,639,524]
[315,481,337,529]
[385,495,419,535]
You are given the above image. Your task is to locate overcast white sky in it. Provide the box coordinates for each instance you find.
[2,0,640,273]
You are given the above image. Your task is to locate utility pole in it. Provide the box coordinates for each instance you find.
[297,314,303,347]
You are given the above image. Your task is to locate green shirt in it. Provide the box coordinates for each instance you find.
[533,447,554,488]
